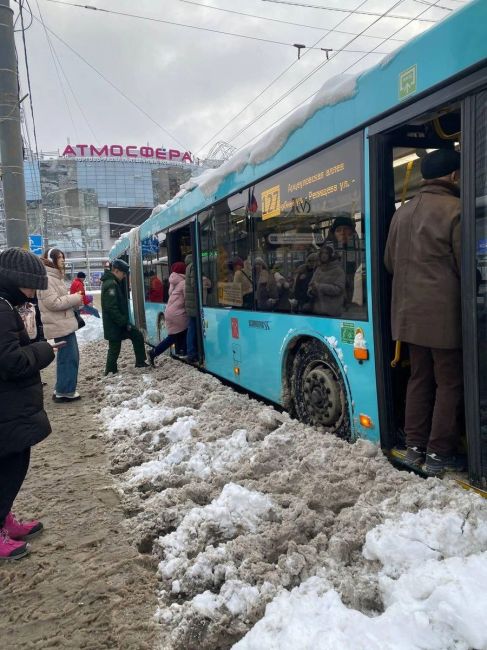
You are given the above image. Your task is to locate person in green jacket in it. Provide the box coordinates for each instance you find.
[101,259,148,374]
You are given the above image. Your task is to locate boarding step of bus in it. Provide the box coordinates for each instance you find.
[388,448,487,499]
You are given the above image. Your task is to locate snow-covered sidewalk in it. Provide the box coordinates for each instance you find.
[87,340,487,650]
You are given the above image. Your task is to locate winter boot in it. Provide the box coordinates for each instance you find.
[424,452,467,477]
[0,528,29,560]
[404,447,426,468]
[5,512,43,541]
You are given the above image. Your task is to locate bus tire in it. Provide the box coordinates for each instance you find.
[291,339,350,440]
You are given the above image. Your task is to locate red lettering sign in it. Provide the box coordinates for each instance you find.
[231,318,239,339]
[61,144,193,163]
[90,145,108,156]
[62,145,77,156]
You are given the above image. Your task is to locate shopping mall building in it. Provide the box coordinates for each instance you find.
[0,143,213,285]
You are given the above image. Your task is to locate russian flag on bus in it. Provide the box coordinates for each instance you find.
[247,189,258,213]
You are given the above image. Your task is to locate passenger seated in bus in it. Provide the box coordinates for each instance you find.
[254,257,279,310]
[326,214,361,305]
[384,148,465,477]
[147,270,164,303]
[233,257,253,308]
[202,275,212,306]
[272,267,291,312]
[292,252,318,313]
[149,262,188,366]
[307,244,345,317]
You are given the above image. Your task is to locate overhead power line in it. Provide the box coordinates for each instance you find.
[34,0,98,141]
[228,0,440,148]
[196,0,393,155]
[174,0,409,41]
[43,0,393,56]
[18,0,40,159]
[35,0,79,140]
[242,0,448,150]
[14,0,190,151]
[260,0,441,20]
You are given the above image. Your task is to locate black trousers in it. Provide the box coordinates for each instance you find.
[405,344,464,455]
[0,447,31,527]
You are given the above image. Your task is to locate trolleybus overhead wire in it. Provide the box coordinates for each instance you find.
[232,0,447,151]
[13,0,191,151]
[43,0,393,57]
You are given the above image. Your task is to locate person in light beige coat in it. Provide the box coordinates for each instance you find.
[37,249,83,402]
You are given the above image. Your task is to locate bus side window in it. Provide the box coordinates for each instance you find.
[249,133,367,320]
[200,198,252,310]
[141,234,167,303]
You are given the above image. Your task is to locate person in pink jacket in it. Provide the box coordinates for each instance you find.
[148,262,188,366]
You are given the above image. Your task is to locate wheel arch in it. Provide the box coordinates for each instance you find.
[280,330,354,432]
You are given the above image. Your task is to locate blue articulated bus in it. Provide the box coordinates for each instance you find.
[110,0,487,491]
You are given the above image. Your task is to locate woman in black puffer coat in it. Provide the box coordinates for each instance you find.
[0,248,55,560]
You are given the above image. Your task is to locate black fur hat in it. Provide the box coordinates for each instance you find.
[421,149,460,180]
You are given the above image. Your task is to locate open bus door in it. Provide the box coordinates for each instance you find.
[166,218,205,365]
[370,78,487,491]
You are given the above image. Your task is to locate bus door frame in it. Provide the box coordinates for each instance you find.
[167,215,205,363]
[128,226,147,334]
[368,66,486,484]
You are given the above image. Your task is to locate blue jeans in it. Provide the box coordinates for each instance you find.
[186,317,197,360]
[54,332,79,396]
[81,305,100,318]
[153,330,187,359]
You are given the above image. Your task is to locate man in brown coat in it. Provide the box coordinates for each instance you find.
[384,149,465,476]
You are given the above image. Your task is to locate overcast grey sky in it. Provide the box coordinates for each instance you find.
[14,0,468,159]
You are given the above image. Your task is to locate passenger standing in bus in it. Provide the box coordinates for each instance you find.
[100,259,148,374]
[254,258,279,310]
[326,214,361,306]
[308,244,345,317]
[384,149,465,476]
[184,254,198,363]
[148,262,188,365]
[232,257,253,309]
[292,252,318,313]
[147,270,164,303]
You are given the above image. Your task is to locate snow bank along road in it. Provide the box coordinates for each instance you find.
[95,341,487,650]
[2,335,487,650]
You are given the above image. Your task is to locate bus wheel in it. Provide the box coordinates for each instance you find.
[291,339,350,439]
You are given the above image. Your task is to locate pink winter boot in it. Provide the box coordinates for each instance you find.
[0,528,28,560]
[4,512,43,541]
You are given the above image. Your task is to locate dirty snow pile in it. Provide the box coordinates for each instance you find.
[82,342,487,650]
[76,313,104,346]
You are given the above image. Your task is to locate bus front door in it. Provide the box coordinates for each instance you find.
[372,90,487,489]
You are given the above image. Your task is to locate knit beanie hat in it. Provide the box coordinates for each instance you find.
[421,149,460,180]
[0,247,48,290]
[330,214,355,232]
[171,261,186,274]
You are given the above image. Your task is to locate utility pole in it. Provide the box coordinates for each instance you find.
[0,0,29,249]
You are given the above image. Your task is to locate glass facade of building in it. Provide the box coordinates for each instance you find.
[20,155,201,260]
